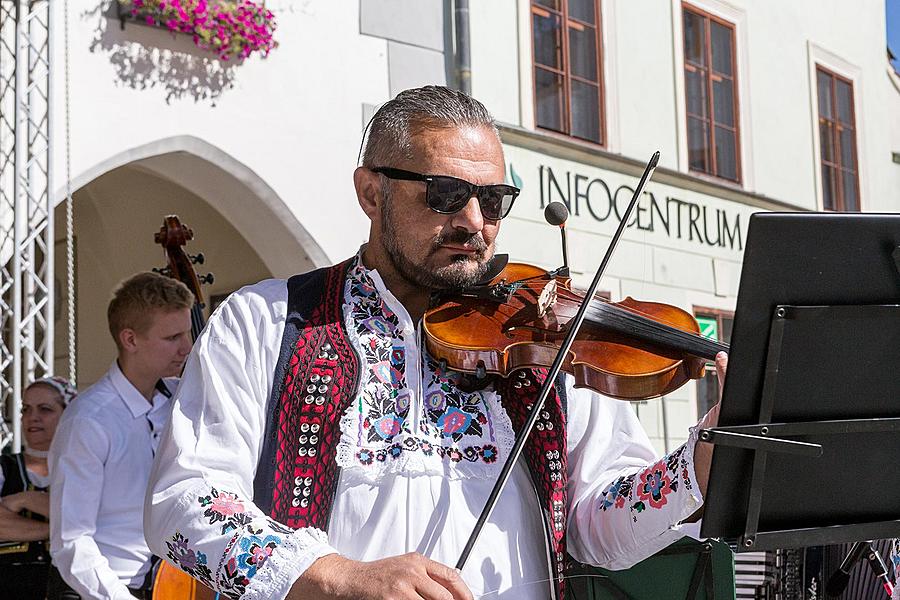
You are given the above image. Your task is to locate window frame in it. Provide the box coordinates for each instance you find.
[814,64,861,212]
[530,0,607,147]
[680,2,742,184]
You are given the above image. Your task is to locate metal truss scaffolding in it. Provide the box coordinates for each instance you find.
[0,0,53,453]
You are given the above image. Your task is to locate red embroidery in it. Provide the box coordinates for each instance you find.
[497,370,569,599]
[263,261,570,599]
[269,261,360,530]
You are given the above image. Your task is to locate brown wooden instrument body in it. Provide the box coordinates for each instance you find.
[152,563,216,600]
[423,263,710,401]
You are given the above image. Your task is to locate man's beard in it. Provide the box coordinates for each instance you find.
[380,186,492,290]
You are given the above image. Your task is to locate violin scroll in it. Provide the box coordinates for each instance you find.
[154,215,213,308]
[153,215,214,341]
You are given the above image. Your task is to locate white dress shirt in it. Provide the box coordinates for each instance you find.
[49,362,175,600]
[146,256,703,600]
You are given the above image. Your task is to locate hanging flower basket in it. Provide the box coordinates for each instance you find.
[117,0,278,61]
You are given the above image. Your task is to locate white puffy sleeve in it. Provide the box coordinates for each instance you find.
[565,378,704,570]
[144,280,337,600]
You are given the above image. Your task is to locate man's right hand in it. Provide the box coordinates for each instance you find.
[290,552,474,600]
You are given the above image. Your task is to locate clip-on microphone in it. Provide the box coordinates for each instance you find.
[544,201,570,276]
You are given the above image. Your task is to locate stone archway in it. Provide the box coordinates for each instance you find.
[54,137,326,387]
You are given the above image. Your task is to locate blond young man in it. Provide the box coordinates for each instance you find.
[49,272,193,600]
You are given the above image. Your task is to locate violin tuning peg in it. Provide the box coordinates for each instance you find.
[190,253,206,265]
[200,273,215,285]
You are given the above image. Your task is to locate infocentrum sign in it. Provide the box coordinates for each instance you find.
[503,144,758,254]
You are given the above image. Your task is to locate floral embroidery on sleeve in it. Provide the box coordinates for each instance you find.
[165,487,294,599]
[166,531,215,588]
[199,488,252,532]
[598,445,694,522]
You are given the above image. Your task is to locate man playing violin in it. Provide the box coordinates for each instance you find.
[145,85,726,600]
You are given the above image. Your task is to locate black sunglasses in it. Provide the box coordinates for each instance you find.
[371,167,519,221]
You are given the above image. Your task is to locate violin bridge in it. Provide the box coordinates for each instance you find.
[537,279,558,318]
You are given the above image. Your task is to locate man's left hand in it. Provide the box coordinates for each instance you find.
[693,351,728,499]
[715,351,727,397]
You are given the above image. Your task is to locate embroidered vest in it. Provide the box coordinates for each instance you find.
[253,260,571,599]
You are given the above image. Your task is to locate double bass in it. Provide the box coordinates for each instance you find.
[150,215,217,600]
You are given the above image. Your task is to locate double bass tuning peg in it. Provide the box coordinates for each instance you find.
[152,267,172,277]
[190,253,205,265]
[199,273,215,285]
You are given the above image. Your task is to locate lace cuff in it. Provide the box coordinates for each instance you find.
[243,527,337,600]
[587,430,705,570]
[680,425,706,513]
[597,429,703,525]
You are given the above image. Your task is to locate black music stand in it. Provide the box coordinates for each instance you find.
[699,212,900,552]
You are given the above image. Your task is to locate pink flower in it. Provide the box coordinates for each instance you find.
[127,0,276,61]
[374,415,402,439]
[251,544,274,564]
[210,491,245,516]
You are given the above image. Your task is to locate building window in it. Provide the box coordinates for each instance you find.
[694,308,733,417]
[816,66,859,211]
[682,4,740,182]
[531,0,604,144]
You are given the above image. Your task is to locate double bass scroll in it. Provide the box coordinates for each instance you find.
[150,215,217,600]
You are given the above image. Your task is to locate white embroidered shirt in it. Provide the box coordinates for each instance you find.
[145,256,705,600]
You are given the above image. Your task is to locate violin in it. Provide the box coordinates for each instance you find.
[451,152,727,571]
[150,215,217,600]
[423,261,729,401]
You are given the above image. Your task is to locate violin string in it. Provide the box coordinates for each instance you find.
[509,280,717,344]
[512,279,722,352]
[584,302,726,358]
[499,281,727,360]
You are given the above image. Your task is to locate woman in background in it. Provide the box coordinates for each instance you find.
[0,376,77,600]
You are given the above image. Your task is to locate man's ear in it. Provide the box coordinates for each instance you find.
[354,167,382,221]
[118,328,138,354]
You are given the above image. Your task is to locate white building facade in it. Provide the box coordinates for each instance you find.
[48,0,900,453]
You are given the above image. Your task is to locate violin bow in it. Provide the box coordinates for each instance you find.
[455,151,661,571]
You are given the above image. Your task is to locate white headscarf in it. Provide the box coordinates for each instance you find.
[27,376,78,406]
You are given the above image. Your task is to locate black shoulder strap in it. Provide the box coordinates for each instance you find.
[554,371,568,415]
[14,453,29,488]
